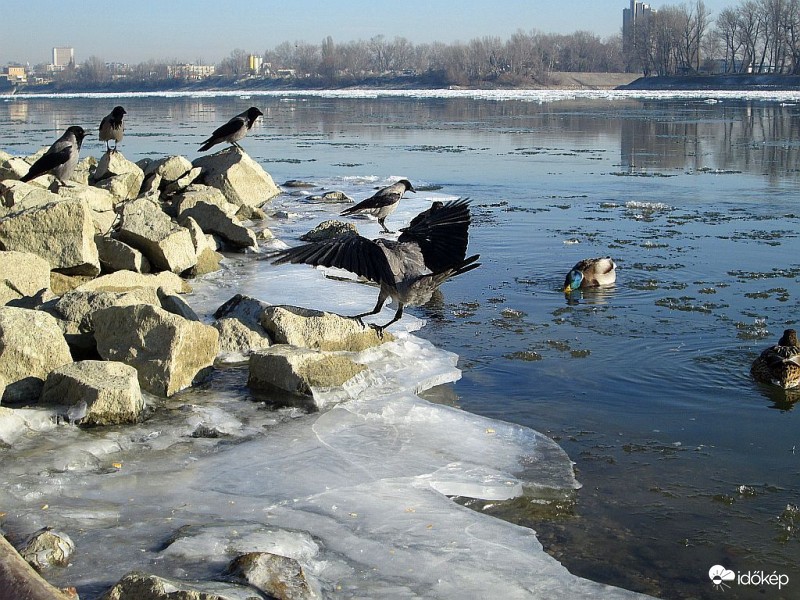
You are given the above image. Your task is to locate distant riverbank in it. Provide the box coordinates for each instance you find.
[9,72,800,94]
[619,73,800,90]
[1,72,640,95]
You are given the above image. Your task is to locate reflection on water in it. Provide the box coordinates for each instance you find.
[2,93,800,599]
[6,95,800,183]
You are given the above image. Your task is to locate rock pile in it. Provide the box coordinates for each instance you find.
[0,146,280,409]
[0,144,401,599]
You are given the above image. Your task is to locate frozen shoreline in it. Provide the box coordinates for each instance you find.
[0,189,654,598]
[6,86,800,103]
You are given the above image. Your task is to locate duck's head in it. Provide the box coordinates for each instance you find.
[779,328,799,346]
[563,268,584,293]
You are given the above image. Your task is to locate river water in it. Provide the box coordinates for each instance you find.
[1,90,799,599]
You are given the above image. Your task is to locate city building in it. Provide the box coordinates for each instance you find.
[52,47,74,68]
[4,65,27,83]
[167,63,216,80]
[622,0,654,56]
[248,54,263,75]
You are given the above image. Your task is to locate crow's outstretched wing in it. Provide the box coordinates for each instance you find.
[272,233,396,287]
[399,198,472,273]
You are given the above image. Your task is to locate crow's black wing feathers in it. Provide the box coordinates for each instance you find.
[272,234,396,287]
[399,198,472,273]
[209,117,244,141]
[341,189,401,214]
[20,146,72,182]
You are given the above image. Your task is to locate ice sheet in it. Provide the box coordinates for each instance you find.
[0,180,652,599]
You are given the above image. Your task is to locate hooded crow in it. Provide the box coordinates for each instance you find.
[99,105,126,152]
[273,198,480,334]
[20,126,87,185]
[199,106,263,152]
[340,179,416,233]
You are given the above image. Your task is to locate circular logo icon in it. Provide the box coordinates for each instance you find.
[709,565,735,590]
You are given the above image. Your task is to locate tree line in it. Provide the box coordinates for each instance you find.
[40,0,800,89]
[629,0,800,76]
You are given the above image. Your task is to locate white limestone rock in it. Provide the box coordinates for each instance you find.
[0,307,72,403]
[77,270,192,295]
[95,235,152,274]
[93,303,219,397]
[0,197,100,276]
[176,185,257,249]
[116,196,197,274]
[40,360,144,425]
[261,305,393,352]
[92,151,145,200]
[0,251,51,305]
[192,147,280,208]
[248,345,367,402]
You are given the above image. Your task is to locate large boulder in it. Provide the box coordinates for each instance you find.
[116,197,197,274]
[100,571,260,600]
[0,251,51,305]
[192,147,280,208]
[163,166,201,195]
[51,287,163,352]
[144,155,200,195]
[95,236,152,274]
[56,183,117,234]
[248,345,366,402]
[92,151,145,200]
[0,307,72,403]
[0,155,31,181]
[17,527,76,571]
[182,217,222,277]
[144,155,193,183]
[226,552,321,600]
[213,294,272,355]
[176,185,257,249]
[0,180,62,216]
[0,197,100,276]
[261,305,392,351]
[214,318,272,355]
[40,360,144,425]
[77,271,191,295]
[93,304,219,397]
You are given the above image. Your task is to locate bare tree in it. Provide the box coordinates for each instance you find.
[320,36,337,83]
[716,7,743,71]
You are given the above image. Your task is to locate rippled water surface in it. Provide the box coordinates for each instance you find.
[2,91,800,599]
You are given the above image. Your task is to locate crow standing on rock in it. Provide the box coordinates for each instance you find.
[99,105,126,153]
[199,106,263,152]
[20,126,87,186]
[273,198,480,334]
[340,179,416,233]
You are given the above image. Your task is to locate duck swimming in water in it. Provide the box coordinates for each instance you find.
[563,257,617,293]
[750,329,800,389]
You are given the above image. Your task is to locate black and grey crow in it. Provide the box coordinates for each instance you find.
[340,179,416,233]
[20,126,87,185]
[273,198,480,334]
[199,106,263,152]
[99,105,126,152]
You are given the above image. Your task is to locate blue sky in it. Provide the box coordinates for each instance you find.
[3,0,733,65]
